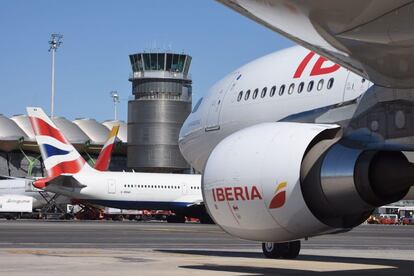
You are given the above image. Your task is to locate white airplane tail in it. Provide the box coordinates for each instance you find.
[27,107,92,188]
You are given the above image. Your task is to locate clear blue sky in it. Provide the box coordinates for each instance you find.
[0,0,292,122]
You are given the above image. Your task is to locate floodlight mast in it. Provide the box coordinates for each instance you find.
[48,33,63,118]
[110,91,120,120]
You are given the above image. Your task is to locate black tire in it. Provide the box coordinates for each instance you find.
[262,241,301,259]
[281,240,301,259]
[262,242,282,259]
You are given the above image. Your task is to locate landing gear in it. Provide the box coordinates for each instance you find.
[262,240,301,259]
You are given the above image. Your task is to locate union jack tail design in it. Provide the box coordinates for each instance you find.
[27,107,91,186]
[94,125,120,171]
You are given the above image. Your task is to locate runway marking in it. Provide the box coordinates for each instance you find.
[7,249,108,257]
[135,228,224,234]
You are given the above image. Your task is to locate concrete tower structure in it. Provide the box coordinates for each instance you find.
[128,52,192,172]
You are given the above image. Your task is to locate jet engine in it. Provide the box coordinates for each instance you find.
[203,122,413,242]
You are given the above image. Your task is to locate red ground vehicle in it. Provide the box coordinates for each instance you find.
[399,207,414,225]
[378,214,399,225]
[401,217,414,225]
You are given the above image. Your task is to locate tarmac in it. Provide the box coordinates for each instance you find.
[0,221,413,275]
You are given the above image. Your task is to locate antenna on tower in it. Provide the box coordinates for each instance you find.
[48,33,63,118]
[110,91,120,120]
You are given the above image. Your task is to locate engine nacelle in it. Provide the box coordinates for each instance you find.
[203,122,412,242]
[203,122,339,241]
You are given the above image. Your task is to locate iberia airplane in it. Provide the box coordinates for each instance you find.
[179,0,414,258]
[28,107,209,223]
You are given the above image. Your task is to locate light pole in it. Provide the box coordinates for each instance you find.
[48,33,63,118]
[110,91,120,120]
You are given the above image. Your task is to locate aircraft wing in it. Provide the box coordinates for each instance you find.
[217,0,414,88]
[186,199,204,207]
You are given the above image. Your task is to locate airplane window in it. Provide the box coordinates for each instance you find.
[327,78,334,89]
[252,88,259,99]
[307,81,314,92]
[298,82,304,93]
[237,91,243,102]
[261,87,267,98]
[317,79,324,91]
[288,83,295,95]
[279,85,285,96]
[244,90,250,100]
[192,97,203,113]
[270,86,276,97]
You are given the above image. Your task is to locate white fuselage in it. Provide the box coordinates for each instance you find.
[179,46,371,172]
[46,169,202,211]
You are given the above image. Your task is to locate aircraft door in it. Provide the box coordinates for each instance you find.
[108,179,116,194]
[205,72,241,131]
[181,183,188,195]
[343,71,370,102]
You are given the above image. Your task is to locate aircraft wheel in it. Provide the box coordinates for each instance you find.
[280,240,301,259]
[262,242,282,259]
[262,240,301,259]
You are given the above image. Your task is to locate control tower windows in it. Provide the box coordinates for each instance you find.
[183,56,192,75]
[172,55,180,71]
[130,53,192,74]
[166,54,173,71]
[165,54,187,72]
[157,53,165,70]
[150,54,158,70]
[130,54,144,71]
[143,54,151,71]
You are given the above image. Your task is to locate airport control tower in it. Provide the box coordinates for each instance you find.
[128,52,192,173]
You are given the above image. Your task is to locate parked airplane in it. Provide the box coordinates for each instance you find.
[0,125,120,212]
[179,0,414,258]
[28,107,209,223]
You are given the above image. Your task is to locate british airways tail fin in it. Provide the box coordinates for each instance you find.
[94,125,120,171]
[27,107,91,185]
